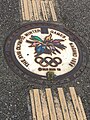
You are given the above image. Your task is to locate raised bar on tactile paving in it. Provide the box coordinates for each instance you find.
[46,88,57,120]
[33,89,43,120]
[27,0,34,20]
[40,90,50,120]
[32,0,39,20]
[58,88,70,120]
[41,1,48,21]
[49,1,57,21]
[20,0,25,20]
[23,0,30,20]
[69,87,84,120]
[35,0,42,20]
[54,96,64,120]
[78,96,87,120]
[29,90,37,120]
[67,97,77,120]
[44,0,51,19]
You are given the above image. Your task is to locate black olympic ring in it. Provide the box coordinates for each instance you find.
[35,57,62,67]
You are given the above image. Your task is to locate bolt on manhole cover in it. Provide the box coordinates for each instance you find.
[4,22,88,85]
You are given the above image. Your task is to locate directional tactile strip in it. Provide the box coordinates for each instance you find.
[28,87,87,120]
[20,0,57,21]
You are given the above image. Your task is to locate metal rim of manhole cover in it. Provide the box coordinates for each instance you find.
[4,22,88,85]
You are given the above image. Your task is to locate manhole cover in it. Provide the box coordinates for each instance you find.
[4,22,88,85]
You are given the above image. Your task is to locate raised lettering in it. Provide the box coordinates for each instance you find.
[17,51,23,59]
[21,59,29,67]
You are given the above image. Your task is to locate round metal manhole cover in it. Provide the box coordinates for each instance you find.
[4,22,88,85]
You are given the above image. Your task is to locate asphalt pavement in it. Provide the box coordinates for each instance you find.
[0,0,90,120]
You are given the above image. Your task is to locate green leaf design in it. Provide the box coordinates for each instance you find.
[31,35,43,42]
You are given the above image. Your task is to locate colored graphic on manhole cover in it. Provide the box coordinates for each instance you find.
[14,28,79,76]
[4,22,88,85]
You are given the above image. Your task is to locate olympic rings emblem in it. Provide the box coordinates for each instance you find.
[35,57,62,67]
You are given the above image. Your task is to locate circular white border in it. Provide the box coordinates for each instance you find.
[14,28,79,76]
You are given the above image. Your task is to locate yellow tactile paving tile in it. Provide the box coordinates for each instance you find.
[29,90,37,120]
[32,0,39,20]
[69,87,86,120]
[27,0,34,21]
[49,1,57,21]
[58,88,70,120]
[66,93,77,120]
[41,1,48,21]
[20,0,25,20]
[35,0,43,20]
[54,96,63,120]
[44,0,51,20]
[78,96,87,120]
[40,90,50,120]
[23,0,30,20]
[33,89,43,120]
[20,0,57,21]
[29,87,87,120]
[45,88,57,120]
[67,99,77,120]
